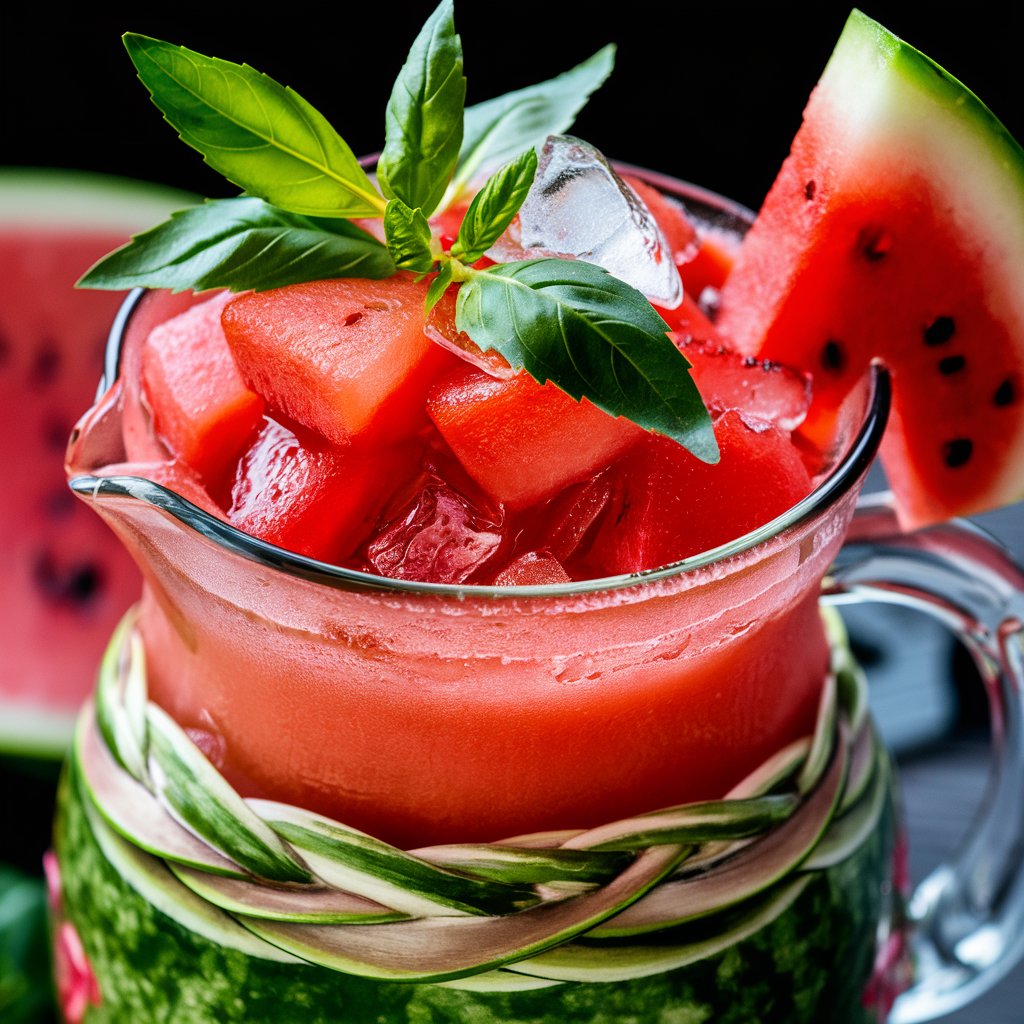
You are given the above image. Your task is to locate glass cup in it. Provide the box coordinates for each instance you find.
[52,174,1024,1024]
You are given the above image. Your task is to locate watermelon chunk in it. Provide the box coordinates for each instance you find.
[221,276,452,446]
[582,412,813,575]
[427,364,643,508]
[141,292,264,486]
[718,11,1024,527]
[228,417,393,563]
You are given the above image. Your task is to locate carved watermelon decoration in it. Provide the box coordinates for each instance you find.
[718,11,1024,528]
[0,170,193,757]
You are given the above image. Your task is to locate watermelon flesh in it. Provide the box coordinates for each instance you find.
[718,10,1024,528]
[141,292,265,486]
[222,276,456,446]
[579,411,814,577]
[0,172,192,756]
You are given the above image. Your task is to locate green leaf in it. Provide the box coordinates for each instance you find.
[123,34,384,218]
[456,260,719,462]
[384,199,435,272]
[0,869,52,1024]
[79,197,395,292]
[452,45,615,197]
[425,260,454,314]
[451,149,537,264]
[377,0,466,216]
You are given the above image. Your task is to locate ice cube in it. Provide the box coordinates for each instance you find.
[488,135,683,309]
[365,470,505,584]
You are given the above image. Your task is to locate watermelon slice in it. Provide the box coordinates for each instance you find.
[718,11,1024,528]
[0,170,193,757]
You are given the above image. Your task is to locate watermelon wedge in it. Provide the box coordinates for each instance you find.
[0,169,193,758]
[718,11,1024,528]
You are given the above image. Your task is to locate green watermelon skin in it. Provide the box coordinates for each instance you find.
[55,759,895,1024]
[717,11,1024,529]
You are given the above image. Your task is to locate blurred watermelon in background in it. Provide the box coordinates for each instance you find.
[0,170,193,1019]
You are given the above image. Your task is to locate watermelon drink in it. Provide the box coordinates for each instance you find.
[58,173,905,1023]
[52,7,1024,1024]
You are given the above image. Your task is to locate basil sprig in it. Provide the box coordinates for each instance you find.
[123,34,384,219]
[82,4,719,461]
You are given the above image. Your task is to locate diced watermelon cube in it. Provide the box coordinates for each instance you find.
[228,416,397,562]
[677,337,812,432]
[427,365,644,508]
[221,277,453,447]
[364,466,505,584]
[492,551,571,586]
[141,292,264,485]
[583,412,814,575]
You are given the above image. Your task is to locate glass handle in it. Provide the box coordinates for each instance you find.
[826,491,1024,1023]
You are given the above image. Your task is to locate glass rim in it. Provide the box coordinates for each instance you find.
[71,173,892,599]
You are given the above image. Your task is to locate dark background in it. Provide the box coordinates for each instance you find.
[2,2,1020,214]
[4,4,1022,1021]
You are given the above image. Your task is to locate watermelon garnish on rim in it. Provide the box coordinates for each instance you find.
[0,169,193,758]
[718,10,1024,529]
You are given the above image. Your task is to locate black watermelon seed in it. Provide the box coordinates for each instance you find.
[804,180,816,201]
[0,332,10,366]
[938,355,966,375]
[820,339,846,373]
[994,379,1015,407]
[857,226,891,261]
[33,553,104,608]
[41,415,70,452]
[942,438,973,468]
[45,489,76,520]
[29,344,60,387]
[924,316,956,346]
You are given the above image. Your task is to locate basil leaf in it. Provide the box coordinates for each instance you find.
[78,197,395,292]
[123,34,384,218]
[451,149,537,264]
[377,0,466,217]
[384,199,435,272]
[425,261,453,315]
[452,45,615,197]
[456,260,718,462]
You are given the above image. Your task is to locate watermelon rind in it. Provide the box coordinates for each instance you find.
[719,10,1024,526]
[0,168,195,231]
